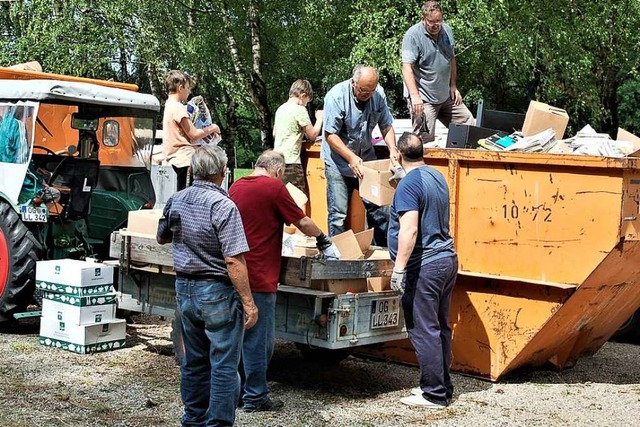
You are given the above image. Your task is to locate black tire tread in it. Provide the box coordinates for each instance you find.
[0,201,39,322]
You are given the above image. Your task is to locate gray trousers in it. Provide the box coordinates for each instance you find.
[409,97,475,144]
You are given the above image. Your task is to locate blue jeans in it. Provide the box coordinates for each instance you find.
[241,292,276,408]
[175,278,245,427]
[325,162,389,246]
[402,255,458,405]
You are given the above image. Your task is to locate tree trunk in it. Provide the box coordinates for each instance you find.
[215,0,272,148]
[223,90,238,174]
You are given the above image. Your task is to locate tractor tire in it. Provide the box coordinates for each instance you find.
[0,201,39,323]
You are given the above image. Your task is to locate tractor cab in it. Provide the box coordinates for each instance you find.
[0,79,160,321]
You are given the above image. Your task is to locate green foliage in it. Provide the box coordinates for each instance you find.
[2,0,640,156]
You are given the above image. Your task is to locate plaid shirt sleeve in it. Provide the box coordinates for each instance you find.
[156,197,173,242]
[214,199,249,258]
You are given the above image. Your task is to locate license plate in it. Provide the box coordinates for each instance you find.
[21,205,48,222]
[370,297,400,329]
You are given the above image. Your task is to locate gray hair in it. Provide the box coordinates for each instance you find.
[191,145,228,180]
[352,65,378,83]
[255,150,285,174]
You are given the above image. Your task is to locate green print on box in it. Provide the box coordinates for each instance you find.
[36,280,115,296]
[42,291,117,307]
[39,337,126,354]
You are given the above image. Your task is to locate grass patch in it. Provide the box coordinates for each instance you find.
[234,168,252,180]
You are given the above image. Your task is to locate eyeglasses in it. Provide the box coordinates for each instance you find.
[425,19,442,26]
[353,83,374,96]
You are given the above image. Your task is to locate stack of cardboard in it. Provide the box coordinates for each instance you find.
[36,259,126,354]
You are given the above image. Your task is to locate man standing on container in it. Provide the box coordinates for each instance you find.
[229,149,338,412]
[388,132,458,408]
[322,65,399,246]
[157,145,258,426]
[402,1,474,144]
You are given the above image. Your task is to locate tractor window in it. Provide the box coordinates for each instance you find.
[0,103,35,165]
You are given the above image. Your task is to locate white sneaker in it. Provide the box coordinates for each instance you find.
[411,387,423,396]
[400,394,447,408]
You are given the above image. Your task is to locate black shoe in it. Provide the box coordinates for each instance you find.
[243,398,284,413]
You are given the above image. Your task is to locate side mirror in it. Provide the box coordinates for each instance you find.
[103,119,120,147]
[71,113,99,131]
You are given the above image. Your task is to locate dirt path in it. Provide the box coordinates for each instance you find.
[1,315,638,426]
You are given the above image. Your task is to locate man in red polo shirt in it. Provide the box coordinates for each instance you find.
[229,150,336,412]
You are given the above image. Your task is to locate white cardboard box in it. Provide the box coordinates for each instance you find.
[36,259,114,288]
[39,317,126,354]
[41,294,117,325]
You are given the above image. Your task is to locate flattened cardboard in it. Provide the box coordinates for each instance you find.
[285,182,308,209]
[355,228,374,253]
[359,159,397,206]
[617,128,640,157]
[522,101,569,140]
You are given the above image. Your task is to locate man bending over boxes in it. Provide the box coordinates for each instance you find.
[229,149,339,412]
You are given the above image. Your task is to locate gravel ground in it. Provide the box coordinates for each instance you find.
[1,314,639,427]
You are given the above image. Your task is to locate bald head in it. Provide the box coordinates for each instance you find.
[255,149,286,178]
[397,132,424,162]
[352,65,379,102]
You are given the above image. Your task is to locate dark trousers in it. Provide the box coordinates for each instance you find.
[402,254,458,405]
[173,165,190,191]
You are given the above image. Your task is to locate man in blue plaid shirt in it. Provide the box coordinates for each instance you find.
[157,145,258,427]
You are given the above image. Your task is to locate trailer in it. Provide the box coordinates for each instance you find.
[108,230,407,357]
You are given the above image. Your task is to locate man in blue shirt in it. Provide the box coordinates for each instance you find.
[322,65,398,245]
[157,144,258,427]
[388,132,458,409]
[402,1,474,144]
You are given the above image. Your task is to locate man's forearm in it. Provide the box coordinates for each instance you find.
[450,57,458,88]
[402,63,420,97]
[225,254,254,306]
[325,131,355,163]
[293,216,322,237]
[381,125,398,158]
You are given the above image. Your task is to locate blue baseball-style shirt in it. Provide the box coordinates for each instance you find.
[321,79,394,177]
[157,180,249,280]
[388,166,455,271]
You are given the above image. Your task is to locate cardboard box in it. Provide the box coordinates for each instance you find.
[36,259,114,288]
[367,277,391,292]
[313,279,368,294]
[359,159,397,206]
[332,229,374,260]
[522,101,569,140]
[41,292,117,325]
[127,209,163,236]
[39,317,126,354]
[41,299,116,325]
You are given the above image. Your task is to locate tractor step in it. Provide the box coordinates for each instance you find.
[13,310,42,319]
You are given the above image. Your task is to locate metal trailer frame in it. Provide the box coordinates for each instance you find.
[109,231,407,350]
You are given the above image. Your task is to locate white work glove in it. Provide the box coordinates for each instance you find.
[390,270,406,294]
[322,243,341,260]
[389,165,406,182]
